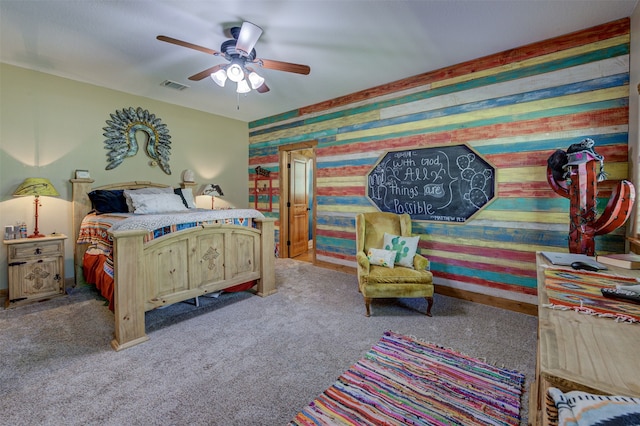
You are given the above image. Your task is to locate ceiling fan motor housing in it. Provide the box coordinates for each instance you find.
[229,26,241,40]
[220,39,256,62]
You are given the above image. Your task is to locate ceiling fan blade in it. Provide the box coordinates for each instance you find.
[257,82,270,93]
[235,22,263,57]
[257,58,311,75]
[157,35,220,56]
[188,64,225,81]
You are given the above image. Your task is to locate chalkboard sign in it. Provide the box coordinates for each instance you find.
[367,145,496,222]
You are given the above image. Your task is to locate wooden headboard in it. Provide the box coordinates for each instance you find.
[69,177,196,286]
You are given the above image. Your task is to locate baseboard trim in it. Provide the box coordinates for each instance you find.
[310,259,538,317]
[313,259,357,276]
[434,286,537,316]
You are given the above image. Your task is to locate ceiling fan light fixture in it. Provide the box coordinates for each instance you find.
[248,71,265,89]
[226,62,244,82]
[235,22,263,57]
[236,79,251,94]
[210,68,227,87]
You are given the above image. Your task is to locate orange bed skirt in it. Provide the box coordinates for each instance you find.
[83,251,115,311]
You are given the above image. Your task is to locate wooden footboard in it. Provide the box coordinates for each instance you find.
[70,177,275,351]
[110,218,274,351]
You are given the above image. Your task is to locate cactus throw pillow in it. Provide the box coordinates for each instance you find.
[383,233,420,268]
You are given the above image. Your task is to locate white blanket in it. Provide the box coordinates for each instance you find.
[108,208,265,232]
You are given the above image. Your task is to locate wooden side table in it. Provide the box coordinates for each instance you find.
[4,234,67,308]
[530,252,640,425]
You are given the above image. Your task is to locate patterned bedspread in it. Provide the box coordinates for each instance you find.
[78,208,264,252]
[77,213,125,254]
[78,209,265,282]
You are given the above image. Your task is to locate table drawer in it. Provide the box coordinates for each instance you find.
[8,240,64,261]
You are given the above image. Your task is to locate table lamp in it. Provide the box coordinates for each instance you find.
[13,177,60,238]
[200,184,224,209]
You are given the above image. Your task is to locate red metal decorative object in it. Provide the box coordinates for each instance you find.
[547,140,635,255]
[253,174,273,212]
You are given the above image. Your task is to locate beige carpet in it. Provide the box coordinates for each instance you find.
[0,258,537,425]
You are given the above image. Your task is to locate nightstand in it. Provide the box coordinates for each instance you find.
[4,234,67,308]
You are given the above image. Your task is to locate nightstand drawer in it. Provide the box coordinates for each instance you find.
[8,239,64,261]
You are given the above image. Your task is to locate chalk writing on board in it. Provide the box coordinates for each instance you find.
[367,145,495,222]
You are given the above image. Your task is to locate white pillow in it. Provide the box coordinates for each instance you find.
[123,187,174,212]
[367,248,396,268]
[129,193,188,214]
[383,233,420,268]
[178,187,196,208]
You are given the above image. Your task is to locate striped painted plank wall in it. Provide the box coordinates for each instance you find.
[248,19,631,304]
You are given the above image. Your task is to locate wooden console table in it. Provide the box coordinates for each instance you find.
[530,252,640,425]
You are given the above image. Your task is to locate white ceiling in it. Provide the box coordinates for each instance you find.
[1,0,638,123]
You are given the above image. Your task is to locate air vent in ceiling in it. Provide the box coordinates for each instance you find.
[161,80,189,91]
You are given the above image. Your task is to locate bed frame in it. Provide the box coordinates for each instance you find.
[71,177,276,351]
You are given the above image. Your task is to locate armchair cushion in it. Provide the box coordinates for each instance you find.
[366,265,433,285]
[383,233,420,268]
[362,266,434,298]
[367,248,396,268]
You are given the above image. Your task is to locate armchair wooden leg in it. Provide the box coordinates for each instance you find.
[364,297,372,317]
[425,296,433,317]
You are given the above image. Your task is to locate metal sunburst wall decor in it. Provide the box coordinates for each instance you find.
[103,107,172,175]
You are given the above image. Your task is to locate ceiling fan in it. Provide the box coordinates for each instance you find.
[157,22,311,94]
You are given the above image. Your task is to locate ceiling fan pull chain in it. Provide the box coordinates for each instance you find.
[237,92,241,110]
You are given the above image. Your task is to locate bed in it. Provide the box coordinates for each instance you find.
[71,177,275,351]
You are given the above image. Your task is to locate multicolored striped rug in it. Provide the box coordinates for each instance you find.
[290,331,525,426]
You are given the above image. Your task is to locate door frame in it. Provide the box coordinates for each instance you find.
[278,141,317,260]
